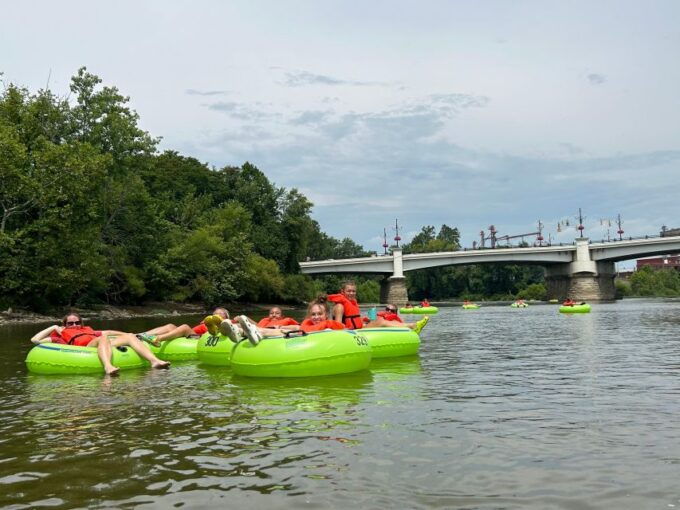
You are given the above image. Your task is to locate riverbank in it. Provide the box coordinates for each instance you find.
[0,302,212,326]
[0,301,300,326]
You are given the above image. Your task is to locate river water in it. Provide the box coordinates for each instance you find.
[1,299,680,509]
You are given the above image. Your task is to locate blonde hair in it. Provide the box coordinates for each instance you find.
[306,295,329,319]
[340,280,356,291]
[213,307,229,319]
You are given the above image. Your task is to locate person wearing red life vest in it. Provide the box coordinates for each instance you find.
[300,298,346,333]
[420,299,430,307]
[327,281,429,333]
[377,305,403,323]
[205,308,298,346]
[30,313,170,375]
[257,307,299,328]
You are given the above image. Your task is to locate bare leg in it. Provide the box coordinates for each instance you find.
[237,316,293,338]
[110,334,170,369]
[154,324,195,342]
[366,316,429,333]
[143,324,178,336]
[89,337,119,376]
[365,317,409,328]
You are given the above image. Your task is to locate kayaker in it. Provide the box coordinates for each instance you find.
[30,313,170,375]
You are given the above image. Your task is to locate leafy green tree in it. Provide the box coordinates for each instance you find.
[0,68,376,311]
[630,266,680,297]
[615,279,632,298]
[280,188,315,272]
[357,280,380,303]
[516,283,547,300]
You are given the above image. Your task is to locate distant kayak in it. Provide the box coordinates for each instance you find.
[559,303,591,314]
[399,306,438,314]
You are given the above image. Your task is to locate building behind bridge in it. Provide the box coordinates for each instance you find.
[636,255,680,271]
[660,226,680,237]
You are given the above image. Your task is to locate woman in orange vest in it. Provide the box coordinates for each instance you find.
[327,281,429,333]
[377,304,403,323]
[420,299,430,307]
[30,313,170,375]
[257,306,299,328]
[300,297,346,333]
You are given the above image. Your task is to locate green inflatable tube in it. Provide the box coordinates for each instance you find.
[360,327,420,358]
[559,304,591,313]
[399,306,438,314]
[25,343,147,375]
[230,330,371,378]
[510,303,529,308]
[148,337,198,361]
[197,332,235,366]
[462,304,480,309]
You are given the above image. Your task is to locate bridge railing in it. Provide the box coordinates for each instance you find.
[590,234,665,244]
[301,234,678,262]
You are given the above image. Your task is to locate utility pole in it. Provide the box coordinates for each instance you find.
[616,213,624,240]
[393,219,402,248]
[576,208,585,238]
[536,220,544,246]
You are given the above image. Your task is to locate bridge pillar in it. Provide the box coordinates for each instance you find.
[545,239,616,301]
[380,276,408,306]
[378,247,408,305]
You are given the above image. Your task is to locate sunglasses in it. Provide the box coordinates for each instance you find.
[65,320,82,326]
[385,308,397,313]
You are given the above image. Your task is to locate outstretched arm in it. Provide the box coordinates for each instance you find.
[31,325,61,344]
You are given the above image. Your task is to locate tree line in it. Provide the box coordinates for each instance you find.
[0,68,370,311]
[616,266,680,297]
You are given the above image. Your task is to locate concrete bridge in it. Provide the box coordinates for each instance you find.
[299,235,680,303]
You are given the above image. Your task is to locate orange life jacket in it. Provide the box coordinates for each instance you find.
[257,317,299,328]
[300,318,345,333]
[327,293,364,329]
[57,326,99,346]
[377,310,402,322]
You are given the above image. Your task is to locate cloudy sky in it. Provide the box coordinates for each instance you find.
[2,0,679,259]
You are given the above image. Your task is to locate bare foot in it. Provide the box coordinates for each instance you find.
[105,365,120,376]
[151,360,170,369]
